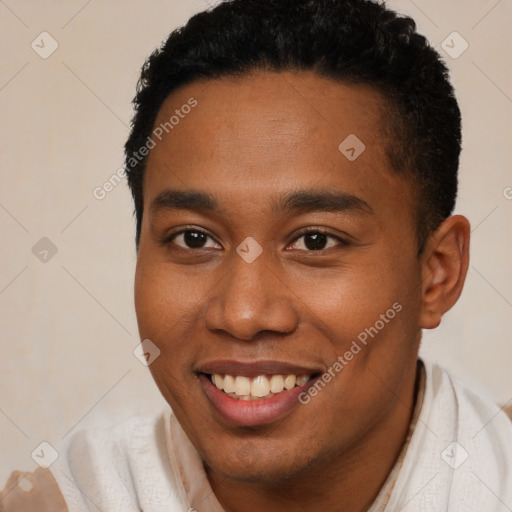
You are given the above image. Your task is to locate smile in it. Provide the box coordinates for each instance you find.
[197,361,322,426]
[210,373,311,400]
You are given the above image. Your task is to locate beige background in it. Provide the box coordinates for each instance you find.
[0,0,511,483]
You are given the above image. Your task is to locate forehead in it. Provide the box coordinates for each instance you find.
[144,70,411,219]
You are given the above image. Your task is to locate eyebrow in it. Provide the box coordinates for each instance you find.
[274,189,373,215]
[150,188,373,216]
[151,189,220,214]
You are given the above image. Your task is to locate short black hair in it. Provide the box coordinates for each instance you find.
[125,0,461,252]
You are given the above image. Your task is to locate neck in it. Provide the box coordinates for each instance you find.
[207,362,421,512]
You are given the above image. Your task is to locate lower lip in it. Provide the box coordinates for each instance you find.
[199,374,312,427]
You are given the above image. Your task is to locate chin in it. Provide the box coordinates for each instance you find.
[203,437,320,484]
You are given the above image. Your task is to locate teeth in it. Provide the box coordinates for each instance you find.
[223,374,236,393]
[296,375,309,386]
[251,375,270,397]
[234,376,251,396]
[213,374,224,389]
[270,375,284,393]
[284,375,296,390]
[210,372,311,400]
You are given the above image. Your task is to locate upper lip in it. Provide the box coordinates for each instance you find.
[196,359,323,377]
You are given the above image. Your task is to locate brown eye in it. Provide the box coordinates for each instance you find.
[290,231,344,251]
[303,233,328,250]
[170,230,220,249]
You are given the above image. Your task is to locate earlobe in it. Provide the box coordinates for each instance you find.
[419,215,470,329]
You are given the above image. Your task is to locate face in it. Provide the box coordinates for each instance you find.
[135,71,424,483]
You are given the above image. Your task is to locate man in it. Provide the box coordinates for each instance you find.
[1,0,511,510]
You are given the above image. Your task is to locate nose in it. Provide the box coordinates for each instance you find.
[204,252,299,341]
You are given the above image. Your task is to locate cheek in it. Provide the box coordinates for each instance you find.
[299,248,421,377]
[328,263,420,404]
[134,263,166,338]
[134,259,203,338]
[292,259,406,334]
[134,261,205,411]
[134,258,216,402]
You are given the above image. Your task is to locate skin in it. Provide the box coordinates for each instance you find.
[134,70,470,512]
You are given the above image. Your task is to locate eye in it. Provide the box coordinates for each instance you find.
[169,229,221,250]
[289,231,346,251]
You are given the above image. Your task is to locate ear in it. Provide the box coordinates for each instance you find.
[419,215,470,329]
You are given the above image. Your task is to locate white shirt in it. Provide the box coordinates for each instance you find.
[1,359,511,511]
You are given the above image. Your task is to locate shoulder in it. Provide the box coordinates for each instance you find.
[383,360,512,511]
[422,359,512,481]
[0,410,188,512]
[426,359,512,427]
[62,410,167,470]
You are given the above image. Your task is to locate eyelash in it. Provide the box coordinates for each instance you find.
[162,227,349,252]
[289,228,349,251]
